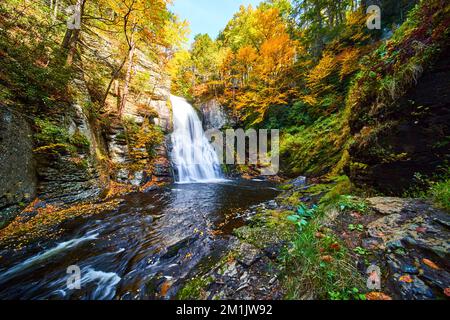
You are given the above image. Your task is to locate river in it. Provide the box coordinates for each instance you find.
[0,180,279,299]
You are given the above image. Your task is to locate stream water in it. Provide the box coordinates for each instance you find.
[0,180,279,299]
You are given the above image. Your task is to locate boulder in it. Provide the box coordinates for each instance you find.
[236,243,261,267]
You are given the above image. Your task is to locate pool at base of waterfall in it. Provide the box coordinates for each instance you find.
[0,180,280,300]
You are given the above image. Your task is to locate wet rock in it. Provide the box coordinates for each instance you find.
[130,171,144,186]
[359,198,450,299]
[0,205,21,229]
[362,238,383,250]
[143,185,158,193]
[346,48,450,195]
[401,264,419,275]
[162,236,198,260]
[222,261,238,278]
[144,216,154,224]
[201,99,228,130]
[36,155,101,205]
[266,200,278,210]
[116,169,129,182]
[396,274,435,300]
[290,176,307,187]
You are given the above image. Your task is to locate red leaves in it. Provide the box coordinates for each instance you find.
[444,288,450,297]
[330,243,341,252]
[160,281,172,298]
[415,226,427,233]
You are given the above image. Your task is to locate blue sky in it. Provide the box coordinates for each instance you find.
[170,0,263,46]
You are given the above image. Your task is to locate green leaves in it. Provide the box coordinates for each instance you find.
[337,195,367,212]
[329,287,367,300]
[348,224,364,232]
[353,246,369,256]
[287,203,318,232]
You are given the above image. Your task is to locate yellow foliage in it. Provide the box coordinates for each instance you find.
[307,53,338,92]
[338,48,361,80]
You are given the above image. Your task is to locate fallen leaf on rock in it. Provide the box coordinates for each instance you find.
[422,258,440,270]
[444,288,450,297]
[366,292,392,300]
[160,281,172,297]
[399,275,413,283]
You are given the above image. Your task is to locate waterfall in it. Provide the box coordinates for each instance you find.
[170,95,223,183]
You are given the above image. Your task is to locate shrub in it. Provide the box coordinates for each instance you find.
[429,178,450,211]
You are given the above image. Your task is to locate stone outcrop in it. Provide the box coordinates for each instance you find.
[365,198,449,300]
[0,107,36,228]
[200,99,229,130]
[34,79,104,205]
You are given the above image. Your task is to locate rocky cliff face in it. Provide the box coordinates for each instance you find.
[200,99,232,130]
[34,78,104,205]
[0,107,36,228]
[101,48,173,186]
[347,47,450,194]
[81,31,173,187]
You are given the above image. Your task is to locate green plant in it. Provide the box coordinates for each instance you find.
[283,220,364,300]
[35,119,70,145]
[328,287,366,300]
[428,178,450,211]
[353,247,369,256]
[177,276,213,300]
[348,224,364,232]
[70,131,91,151]
[337,195,367,212]
[287,204,318,232]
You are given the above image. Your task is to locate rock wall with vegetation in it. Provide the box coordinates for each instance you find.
[345,1,450,194]
[0,0,186,225]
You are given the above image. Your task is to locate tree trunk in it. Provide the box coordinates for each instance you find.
[53,0,59,21]
[118,42,136,117]
[66,29,80,65]
[62,0,86,65]
[101,55,128,108]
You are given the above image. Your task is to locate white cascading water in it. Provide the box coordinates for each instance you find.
[170,95,223,183]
